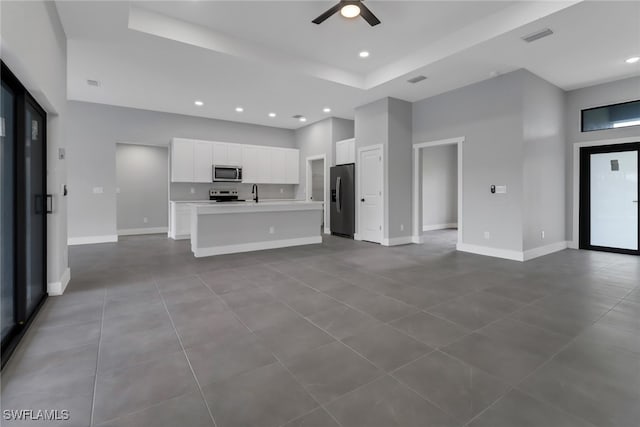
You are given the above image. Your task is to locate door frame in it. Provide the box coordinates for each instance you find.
[571,136,640,249]
[355,144,384,243]
[412,137,464,245]
[305,154,328,234]
[578,142,640,255]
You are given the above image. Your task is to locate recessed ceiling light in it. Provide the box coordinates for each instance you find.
[359,51,370,58]
[268,112,276,118]
[235,107,244,112]
[340,4,361,18]
[194,100,204,106]
[323,107,331,113]
[625,56,640,64]
[299,117,307,122]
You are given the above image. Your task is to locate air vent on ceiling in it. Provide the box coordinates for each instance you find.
[87,79,100,87]
[292,114,304,119]
[521,28,554,43]
[407,75,427,84]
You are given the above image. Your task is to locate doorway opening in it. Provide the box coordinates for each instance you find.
[412,137,463,248]
[579,142,639,255]
[305,154,327,233]
[116,143,169,236]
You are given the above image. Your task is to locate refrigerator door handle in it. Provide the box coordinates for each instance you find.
[336,176,342,213]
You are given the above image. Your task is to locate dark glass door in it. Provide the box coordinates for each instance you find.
[1,81,16,344]
[579,143,640,255]
[25,100,47,313]
[1,61,48,368]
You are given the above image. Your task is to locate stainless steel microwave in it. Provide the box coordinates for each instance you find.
[212,165,243,182]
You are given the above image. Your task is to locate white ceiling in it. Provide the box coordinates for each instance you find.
[56,1,640,129]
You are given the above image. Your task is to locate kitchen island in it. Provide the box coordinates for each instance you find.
[190,201,323,257]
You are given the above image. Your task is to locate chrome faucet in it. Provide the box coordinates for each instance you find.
[251,184,259,203]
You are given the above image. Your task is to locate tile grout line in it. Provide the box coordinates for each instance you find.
[461,290,630,427]
[88,287,107,426]
[154,278,219,427]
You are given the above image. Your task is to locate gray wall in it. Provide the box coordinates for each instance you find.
[565,76,640,243]
[1,1,69,284]
[522,72,566,251]
[67,101,295,240]
[422,145,457,228]
[387,98,413,240]
[413,71,526,251]
[295,118,332,201]
[116,144,169,232]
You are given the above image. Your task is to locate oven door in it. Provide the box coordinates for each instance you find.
[213,165,241,182]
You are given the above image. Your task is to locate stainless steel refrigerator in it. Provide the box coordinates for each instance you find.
[330,163,355,238]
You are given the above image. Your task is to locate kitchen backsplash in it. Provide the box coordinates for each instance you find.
[170,183,297,201]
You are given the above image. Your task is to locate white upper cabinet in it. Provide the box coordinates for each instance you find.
[270,149,287,184]
[193,141,213,182]
[171,139,195,182]
[172,138,298,184]
[336,138,355,165]
[285,149,299,184]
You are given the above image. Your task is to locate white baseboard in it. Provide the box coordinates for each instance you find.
[169,234,190,241]
[118,227,168,236]
[567,240,579,249]
[353,233,361,241]
[423,223,458,232]
[456,241,569,262]
[68,235,118,246]
[412,235,424,244]
[456,243,524,262]
[193,236,322,257]
[324,227,331,235]
[382,236,413,246]
[47,267,71,296]
[523,241,568,261]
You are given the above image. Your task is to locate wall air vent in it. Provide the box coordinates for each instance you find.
[521,28,554,43]
[87,79,100,87]
[407,75,427,84]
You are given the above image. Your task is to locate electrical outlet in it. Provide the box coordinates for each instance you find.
[484,231,491,240]
[280,188,284,194]
[190,188,195,194]
[400,224,404,231]
[116,187,121,194]
[541,230,545,239]
[143,217,148,224]
[269,226,275,234]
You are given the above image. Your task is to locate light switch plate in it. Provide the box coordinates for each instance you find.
[92,187,104,194]
[495,185,507,194]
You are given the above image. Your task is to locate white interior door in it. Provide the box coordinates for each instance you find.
[359,146,383,243]
[590,150,638,250]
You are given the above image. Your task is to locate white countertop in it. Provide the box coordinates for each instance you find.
[192,200,323,214]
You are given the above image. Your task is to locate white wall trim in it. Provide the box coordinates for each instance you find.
[571,136,640,249]
[47,267,71,296]
[354,233,361,241]
[193,236,322,257]
[456,242,524,262]
[411,235,424,244]
[523,241,569,261]
[413,137,464,247]
[68,235,118,246]
[456,240,569,262]
[356,144,385,244]
[305,154,328,234]
[423,223,458,232]
[382,236,413,246]
[324,226,331,235]
[118,227,168,236]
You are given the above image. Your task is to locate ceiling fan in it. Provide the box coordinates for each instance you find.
[312,0,381,27]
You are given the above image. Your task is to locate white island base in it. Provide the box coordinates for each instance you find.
[190,201,323,257]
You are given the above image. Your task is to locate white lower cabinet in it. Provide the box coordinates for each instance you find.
[169,202,191,240]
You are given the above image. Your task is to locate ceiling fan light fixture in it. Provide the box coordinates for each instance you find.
[340,4,361,18]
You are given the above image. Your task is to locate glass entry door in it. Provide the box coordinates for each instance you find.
[580,143,640,255]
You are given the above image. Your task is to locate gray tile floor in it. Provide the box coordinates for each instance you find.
[2,230,640,426]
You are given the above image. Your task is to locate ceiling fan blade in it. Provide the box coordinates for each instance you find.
[312,3,343,25]
[359,3,381,26]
